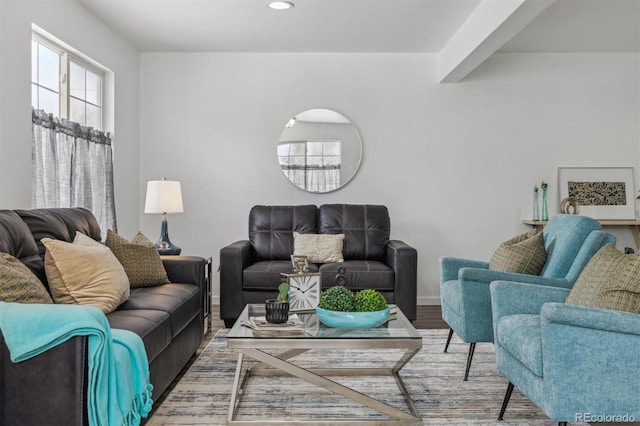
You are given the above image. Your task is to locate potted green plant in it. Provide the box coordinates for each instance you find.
[265,282,290,324]
[316,286,390,328]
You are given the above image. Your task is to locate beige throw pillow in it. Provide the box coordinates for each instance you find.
[42,232,130,314]
[105,230,170,288]
[293,232,345,263]
[566,244,640,314]
[0,252,53,304]
[489,230,547,275]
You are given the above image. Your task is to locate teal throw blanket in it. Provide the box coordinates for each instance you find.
[0,302,153,426]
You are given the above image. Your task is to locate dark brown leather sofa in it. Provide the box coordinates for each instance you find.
[220,204,417,327]
[0,208,207,426]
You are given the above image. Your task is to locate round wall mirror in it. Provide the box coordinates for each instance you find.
[277,108,362,193]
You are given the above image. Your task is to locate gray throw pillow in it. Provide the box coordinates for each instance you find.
[489,230,547,275]
[0,252,53,304]
[106,230,170,288]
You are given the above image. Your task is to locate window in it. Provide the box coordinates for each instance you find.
[31,34,104,130]
[278,140,342,192]
[30,31,116,237]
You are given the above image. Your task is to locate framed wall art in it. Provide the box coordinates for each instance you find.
[557,167,636,220]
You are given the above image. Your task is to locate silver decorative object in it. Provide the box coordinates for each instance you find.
[560,197,580,215]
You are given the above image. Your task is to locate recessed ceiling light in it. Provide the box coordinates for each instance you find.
[268,1,294,10]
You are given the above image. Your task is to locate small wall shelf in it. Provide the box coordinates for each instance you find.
[523,219,640,249]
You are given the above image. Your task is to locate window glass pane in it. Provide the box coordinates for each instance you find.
[324,156,341,166]
[325,142,341,155]
[38,44,60,91]
[306,142,323,156]
[307,156,323,166]
[70,98,86,126]
[39,87,59,116]
[289,143,305,156]
[69,61,85,101]
[32,84,38,109]
[290,156,306,166]
[277,144,290,156]
[86,104,100,128]
[31,41,38,83]
[86,69,101,105]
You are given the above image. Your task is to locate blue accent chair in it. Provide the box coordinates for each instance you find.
[490,280,640,425]
[439,215,615,380]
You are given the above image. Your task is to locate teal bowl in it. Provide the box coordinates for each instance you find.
[316,307,390,329]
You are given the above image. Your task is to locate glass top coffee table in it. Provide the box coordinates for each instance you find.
[227,304,423,425]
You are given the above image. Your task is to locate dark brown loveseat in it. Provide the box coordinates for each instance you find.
[0,208,207,426]
[220,204,417,327]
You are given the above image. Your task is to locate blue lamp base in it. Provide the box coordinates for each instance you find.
[155,219,181,255]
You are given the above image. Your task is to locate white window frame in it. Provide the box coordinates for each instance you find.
[32,31,106,130]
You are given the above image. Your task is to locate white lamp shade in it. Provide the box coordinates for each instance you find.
[144,180,184,214]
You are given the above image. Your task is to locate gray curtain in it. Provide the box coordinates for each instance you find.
[31,109,117,239]
[281,164,341,193]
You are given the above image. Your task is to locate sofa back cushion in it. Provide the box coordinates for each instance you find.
[540,214,602,279]
[0,210,44,285]
[318,204,390,261]
[16,208,102,288]
[249,205,318,261]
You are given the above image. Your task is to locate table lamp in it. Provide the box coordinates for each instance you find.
[144,178,183,255]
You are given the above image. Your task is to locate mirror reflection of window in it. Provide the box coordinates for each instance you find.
[278,140,342,193]
[278,108,361,193]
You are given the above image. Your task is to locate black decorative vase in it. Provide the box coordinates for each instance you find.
[265,300,289,324]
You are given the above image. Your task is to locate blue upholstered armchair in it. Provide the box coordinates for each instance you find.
[490,281,640,425]
[439,215,615,380]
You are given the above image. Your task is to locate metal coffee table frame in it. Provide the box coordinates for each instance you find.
[226,305,423,425]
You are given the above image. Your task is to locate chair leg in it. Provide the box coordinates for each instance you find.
[444,328,454,353]
[497,382,514,421]
[463,342,476,381]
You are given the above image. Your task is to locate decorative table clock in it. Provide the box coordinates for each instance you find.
[282,255,321,312]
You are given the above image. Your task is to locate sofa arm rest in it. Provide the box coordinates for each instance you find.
[220,240,253,323]
[0,333,88,426]
[386,240,417,321]
[162,255,207,288]
[490,281,570,340]
[439,256,489,283]
[460,268,570,288]
[540,303,640,418]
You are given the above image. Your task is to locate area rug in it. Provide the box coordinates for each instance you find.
[146,329,585,425]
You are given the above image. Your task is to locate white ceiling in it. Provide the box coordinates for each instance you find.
[76,0,640,53]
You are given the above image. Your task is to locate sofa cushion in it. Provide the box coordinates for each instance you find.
[566,244,640,314]
[42,233,130,314]
[496,314,543,377]
[318,260,394,291]
[16,208,102,256]
[318,204,390,261]
[0,253,53,304]
[117,283,201,338]
[489,230,547,275]
[105,230,170,288]
[243,260,319,290]
[293,232,344,263]
[249,205,318,261]
[0,210,46,286]
[106,308,171,362]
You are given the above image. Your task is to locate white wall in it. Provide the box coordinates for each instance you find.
[139,52,639,304]
[0,0,141,237]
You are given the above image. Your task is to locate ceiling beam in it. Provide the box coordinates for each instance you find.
[437,0,555,83]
